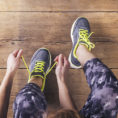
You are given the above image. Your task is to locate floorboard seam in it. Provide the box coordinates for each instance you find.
[0,11,118,13]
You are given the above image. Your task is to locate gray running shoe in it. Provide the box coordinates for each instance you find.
[68,17,95,69]
[29,48,51,91]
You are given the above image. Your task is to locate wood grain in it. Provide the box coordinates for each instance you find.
[0,12,118,68]
[0,41,118,68]
[0,0,118,11]
[0,12,118,43]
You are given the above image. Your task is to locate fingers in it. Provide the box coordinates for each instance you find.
[64,57,70,68]
[58,54,64,66]
[12,49,23,59]
[54,54,64,66]
[12,49,19,57]
[17,49,23,59]
[54,55,59,62]
[54,54,69,67]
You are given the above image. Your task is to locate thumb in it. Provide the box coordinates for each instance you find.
[17,49,23,59]
[54,55,59,62]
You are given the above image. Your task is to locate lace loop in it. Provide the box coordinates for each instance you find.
[79,29,95,51]
[32,61,45,73]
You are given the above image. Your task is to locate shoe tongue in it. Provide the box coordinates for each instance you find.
[30,71,45,79]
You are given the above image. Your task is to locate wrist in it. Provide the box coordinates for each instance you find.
[57,80,68,92]
[57,76,65,82]
[6,70,15,78]
[57,77,66,87]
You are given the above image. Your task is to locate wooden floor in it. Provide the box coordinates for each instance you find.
[0,0,118,117]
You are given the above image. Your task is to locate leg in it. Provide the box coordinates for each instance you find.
[77,45,118,118]
[77,43,118,88]
[76,44,96,66]
[69,17,118,118]
[13,81,47,118]
[29,76,43,88]
[13,48,52,118]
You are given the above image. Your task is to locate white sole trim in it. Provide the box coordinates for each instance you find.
[69,17,82,69]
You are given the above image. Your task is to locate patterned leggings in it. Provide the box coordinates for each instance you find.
[13,58,118,118]
[80,58,118,118]
[13,83,47,118]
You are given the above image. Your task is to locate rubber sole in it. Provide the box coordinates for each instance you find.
[68,17,82,69]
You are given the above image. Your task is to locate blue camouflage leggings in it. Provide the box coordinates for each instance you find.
[13,83,47,118]
[80,58,118,118]
[13,58,118,118]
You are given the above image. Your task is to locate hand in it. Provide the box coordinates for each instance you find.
[54,54,69,82]
[7,49,23,75]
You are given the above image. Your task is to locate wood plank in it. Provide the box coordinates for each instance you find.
[0,12,118,68]
[18,12,118,42]
[0,12,118,43]
[0,41,118,68]
[0,0,118,11]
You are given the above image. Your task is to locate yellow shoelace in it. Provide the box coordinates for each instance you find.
[79,29,95,51]
[33,61,45,73]
[73,29,95,59]
[21,56,57,91]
